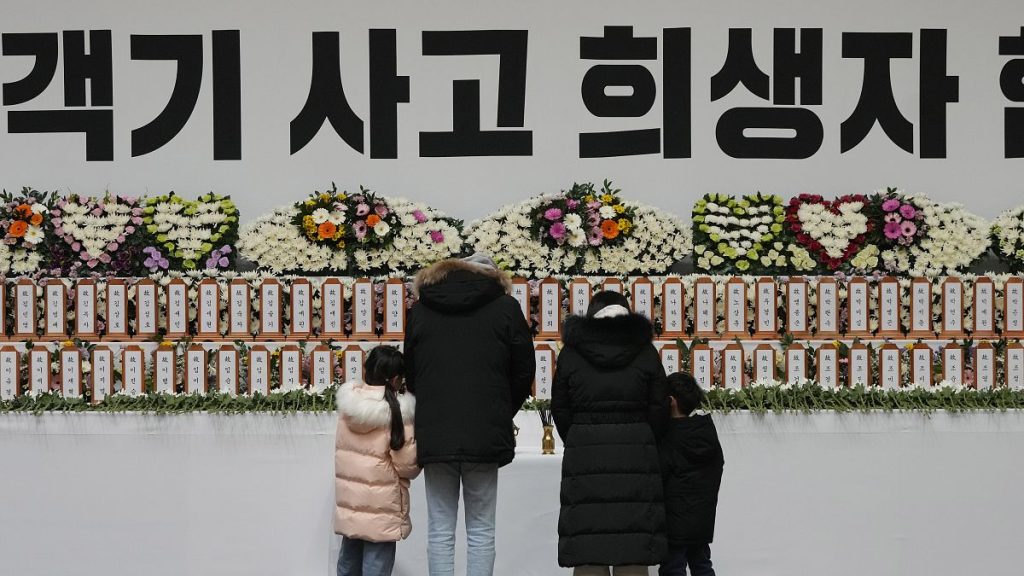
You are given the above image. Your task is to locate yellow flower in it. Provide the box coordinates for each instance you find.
[617,218,633,233]
[304,200,315,207]
[736,260,750,271]
[61,340,74,348]
[584,195,595,203]
[905,342,915,350]
[319,194,330,201]
[613,204,625,214]
[161,340,174,348]
[832,340,841,348]
[601,194,615,203]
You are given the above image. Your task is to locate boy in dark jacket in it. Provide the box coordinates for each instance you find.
[658,373,725,576]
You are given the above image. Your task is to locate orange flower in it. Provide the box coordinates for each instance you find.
[15,204,32,217]
[29,213,43,226]
[600,219,619,239]
[9,220,28,238]
[317,221,337,240]
[366,214,381,227]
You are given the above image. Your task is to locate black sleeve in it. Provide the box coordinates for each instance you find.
[645,345,670,439]
[551,350,572,441]
[403,306,417,394]
[507,298,536,415]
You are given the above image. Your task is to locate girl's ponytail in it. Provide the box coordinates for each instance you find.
[383,386,406,451]
[364,345,407,450]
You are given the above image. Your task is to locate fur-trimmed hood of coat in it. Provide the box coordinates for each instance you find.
[336,381,415,434]
[412,259,512,313]
[562,311,654,369]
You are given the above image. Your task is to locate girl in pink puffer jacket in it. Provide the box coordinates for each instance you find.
[335,345,419,576]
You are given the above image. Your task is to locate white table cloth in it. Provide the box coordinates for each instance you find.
[1,411,1023,576]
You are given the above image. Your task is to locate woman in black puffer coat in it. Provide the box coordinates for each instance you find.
[552,291,670,575]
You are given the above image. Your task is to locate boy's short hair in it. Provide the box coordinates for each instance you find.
[668,372,705,414]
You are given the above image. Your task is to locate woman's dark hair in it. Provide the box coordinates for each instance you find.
[364,345,407,451]
[586,290,630,318]
[667,372,705,415]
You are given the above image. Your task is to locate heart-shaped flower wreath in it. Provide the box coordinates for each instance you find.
[142,192,239,272]
[50,194,146,275]
[786,194,872,271]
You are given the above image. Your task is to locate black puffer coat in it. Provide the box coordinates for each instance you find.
[660,414,724,548]
[552,311,670,567]
[405,259,535,468]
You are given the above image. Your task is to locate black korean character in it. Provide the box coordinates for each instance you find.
[579,26,690,158]
[712,28,823,159]
[2,30,113,160]
[131,31,241,159]
[420,30,530,156]
[841,30,958,157]
[291,30,409,158]
[999,27,1024,158]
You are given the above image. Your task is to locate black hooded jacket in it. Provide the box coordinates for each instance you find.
[552,310,670,567]
[404,259,535,468]
[659,414,725,548]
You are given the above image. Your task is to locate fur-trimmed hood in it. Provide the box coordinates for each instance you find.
[336,381,415,433]
[412,259,512,313]
[562,312,654,369]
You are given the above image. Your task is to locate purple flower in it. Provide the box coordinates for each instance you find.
[106,242,119,251]
[71,242,81,251]
[588,227,603,246]
[116,234,126,243]
[587,212,601,227]
[544,208,563,221]
[125,226,135,234]
[374,204,389,217]
[220,245,232,255]
[566,199,579,209]
[413,210,427,223]
[901,221,918,237]
[98,254,111,264]
[353,221,368,239]
[884,222,902,239]
[884,213,900,224]
[356,203,370,216]
[587,201,602,210]
[549,222,567,240]
[899,204,916,219]
[882,198,901,212]
[429,230,445,243]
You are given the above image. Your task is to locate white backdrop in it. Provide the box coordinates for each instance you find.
[1,411,1022,576]
[0,0,1022,222]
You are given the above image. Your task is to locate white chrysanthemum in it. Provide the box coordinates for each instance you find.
[992,205,1024,270]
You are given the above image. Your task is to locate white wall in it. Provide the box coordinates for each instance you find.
[0,0,1021,223]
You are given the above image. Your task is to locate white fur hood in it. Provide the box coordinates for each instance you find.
[336,381,415,430]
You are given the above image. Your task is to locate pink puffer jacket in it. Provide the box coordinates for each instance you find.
[335,381,419,542]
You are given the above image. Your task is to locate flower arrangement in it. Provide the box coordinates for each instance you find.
[868,188,927,249]
[49,194,147,276]
[786,194,871,271]
[143,192,239,271]
[991,205,1024,273]
[529,181,636,250]
[239,186,465,274]
[468,181,691,276]
[878,198,989,277]
[0,187,57,275]
[693,193,816,274]
[292,184,402,252]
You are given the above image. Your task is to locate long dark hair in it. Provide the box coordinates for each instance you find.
[586,290,630,318]
[364,345,407,451]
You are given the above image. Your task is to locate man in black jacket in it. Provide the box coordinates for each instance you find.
[405,254,535,576]
[658,372,725,576]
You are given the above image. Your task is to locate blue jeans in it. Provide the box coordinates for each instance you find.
[424,462,499,576]
[337,536,396,576]
[658,544,715,576]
